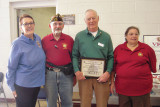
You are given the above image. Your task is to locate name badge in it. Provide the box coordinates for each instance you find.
[36,41,41,48]
[98,42,104,47]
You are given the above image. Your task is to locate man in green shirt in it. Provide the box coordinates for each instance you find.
[72,9,114,107]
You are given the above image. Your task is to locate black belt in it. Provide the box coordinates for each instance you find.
[46,67,60,72]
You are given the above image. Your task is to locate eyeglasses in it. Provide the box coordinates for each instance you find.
[52,22,63,26]
[22,22,35,27]
[128,33,139,36]
[86,17,96,21]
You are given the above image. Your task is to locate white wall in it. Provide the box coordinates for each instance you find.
[57,0,160,48]
[0,0,12,98]
[1,0,160,98]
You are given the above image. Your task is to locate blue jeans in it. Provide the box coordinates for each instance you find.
[45,69,73,107]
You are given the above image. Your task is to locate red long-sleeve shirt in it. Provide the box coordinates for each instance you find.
[113,41,157,96]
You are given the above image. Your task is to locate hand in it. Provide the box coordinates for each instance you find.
[73,76,77,86]
[97,71,110,82]
[110,82,115,94]
[12,91,17,98]
[75,71,86,80]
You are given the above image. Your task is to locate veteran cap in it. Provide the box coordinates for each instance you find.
[50,13,63,22]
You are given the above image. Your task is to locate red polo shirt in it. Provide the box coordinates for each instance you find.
[113,41,156,96]
[42,33,74,67]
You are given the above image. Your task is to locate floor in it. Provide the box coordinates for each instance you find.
[0,100,74,107]
[0,101,47,107]
[1,102,160,107]
[1,94,160,107]
[0,102,119,107]
[0,100,119,107]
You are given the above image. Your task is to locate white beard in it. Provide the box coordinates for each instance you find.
[55,30,62,34]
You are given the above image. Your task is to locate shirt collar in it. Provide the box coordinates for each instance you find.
[49,33,65,41]
[123,41,144,51]
[85,27,102,38]
[20,33,36,44]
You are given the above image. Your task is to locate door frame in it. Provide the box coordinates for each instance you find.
[9,0,57,42]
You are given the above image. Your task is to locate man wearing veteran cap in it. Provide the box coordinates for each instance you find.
[72,9,114,107]
[42,13,74,107]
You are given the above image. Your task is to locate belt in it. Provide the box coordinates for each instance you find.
[46,67,60,72]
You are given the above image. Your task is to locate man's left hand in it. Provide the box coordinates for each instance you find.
[97,71,110,83]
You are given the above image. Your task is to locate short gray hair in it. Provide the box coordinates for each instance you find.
[85,9,98,20]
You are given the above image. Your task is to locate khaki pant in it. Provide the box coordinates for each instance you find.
[119,93,151,107]
[78,79,110,107]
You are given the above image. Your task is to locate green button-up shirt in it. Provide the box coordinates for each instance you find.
[72,28,114,74]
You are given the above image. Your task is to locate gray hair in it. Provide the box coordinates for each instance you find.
[85,9,98,19]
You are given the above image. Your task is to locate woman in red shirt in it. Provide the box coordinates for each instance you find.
[111,26,157,107]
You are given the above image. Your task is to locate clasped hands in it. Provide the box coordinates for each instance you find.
[75,71,110,83]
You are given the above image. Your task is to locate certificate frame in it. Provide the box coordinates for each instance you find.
[80,57,106,78]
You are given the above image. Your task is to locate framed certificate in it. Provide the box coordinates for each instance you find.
[80,58,106,78]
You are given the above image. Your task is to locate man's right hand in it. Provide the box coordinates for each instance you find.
[12,91,17,98]
[75,71,86,80]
